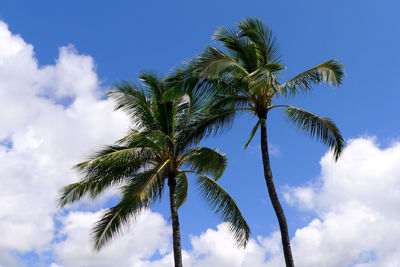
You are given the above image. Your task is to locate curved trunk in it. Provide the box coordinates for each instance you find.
[168,177,183,267]
[259,117,295,267]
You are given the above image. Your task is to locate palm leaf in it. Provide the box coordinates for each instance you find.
[279,59,344,97]
[238,17,282,64]
[284,106,344,160]
[181,147,227,180]
[196,174,250,247]
[175,172,189,208]
[127,160,170,200]
[244,120,260,149]
[91,184,152,251]
[191,46,249,78]
[213,25,259,72]
[108,82,157,130]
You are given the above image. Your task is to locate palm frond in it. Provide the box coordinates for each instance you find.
[213,25,259,72]
[244,120,260,149]
[177,108,236,153]
[238,17,282,64]
[181,147,227,180]
[108,83,157,130]
[91,184,152,251]
[279,59,344,97]
[73,146,155,199]
[191,47,249,78]
[57,181,91,208]
[139,72,164,102]
[196,175,250,247]
[127,160,170,201]
[284,106,344,160]
[247,68,280,95]
[175,172,189,208]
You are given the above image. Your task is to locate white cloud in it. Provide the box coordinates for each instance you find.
[53,210,171,267]
[285,138,400,266]
[0,20,129,264]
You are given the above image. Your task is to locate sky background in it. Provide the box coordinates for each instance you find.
[1,0,400,266]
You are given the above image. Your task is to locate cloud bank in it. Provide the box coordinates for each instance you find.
[1,20,400,266]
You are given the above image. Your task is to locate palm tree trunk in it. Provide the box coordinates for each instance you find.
[259,117,295,267]
[168,177,183,267]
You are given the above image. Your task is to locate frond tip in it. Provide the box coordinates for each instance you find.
[284,106,344,160]
[280,59,345,97]
[196,174,250,247]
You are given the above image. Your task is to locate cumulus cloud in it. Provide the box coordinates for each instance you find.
[0,20,129,264]
[285,138,400,266]
[52,210,171,267]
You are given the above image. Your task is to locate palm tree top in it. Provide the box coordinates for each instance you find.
[184,17,345,160]
[58,72,250,250]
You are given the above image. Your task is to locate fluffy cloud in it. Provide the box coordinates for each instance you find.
[53,210,171,267]
[0,20,129,264]
[285,138,400,266]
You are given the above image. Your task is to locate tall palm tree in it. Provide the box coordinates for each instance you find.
[58,73,250,267]
[183,18,345,267]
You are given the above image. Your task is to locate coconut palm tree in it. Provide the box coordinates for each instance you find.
[182,18,345,266]
[58,72,250,267]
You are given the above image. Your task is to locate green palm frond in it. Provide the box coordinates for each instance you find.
[108,82,157,130]
[70,146,155,200]
[181,147,227,180]
[284,106,344,160]
[91,184,152,251]
[57,181,91,208]
[175,172,189,208]
[238,17,282,64]
[139,72,164,102]
[127,160,170,200]
[196,174,250,247]
[247,68,279,94]
[213,26,259,72]
[244,120,260,149]
[279,59,344,97]
[115,130,165,151]
[191,47,249,78]
[177,108,236,153]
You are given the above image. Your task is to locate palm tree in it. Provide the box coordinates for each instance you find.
[183,18,345,267]
[58,73,250,267]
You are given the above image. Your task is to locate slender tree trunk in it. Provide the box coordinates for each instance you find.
[168,177,183,267]
[259,117,295,267]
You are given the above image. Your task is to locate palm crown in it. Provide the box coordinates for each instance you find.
[187,17,345,159]
[179,17,345,267]
[58,73,250,252]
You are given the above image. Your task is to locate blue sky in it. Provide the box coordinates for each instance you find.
[1,1,400,266]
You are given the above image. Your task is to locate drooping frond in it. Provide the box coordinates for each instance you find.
[91,184,152,251]
[196,175,250,247]
[68,146,155,200]
[238,17,282,64]
[57,181,91,208]
[175,172,189,208]
[244,120,260,149]
[279,59,344,97]
[181,147,227,180]
[284,106,344,160]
